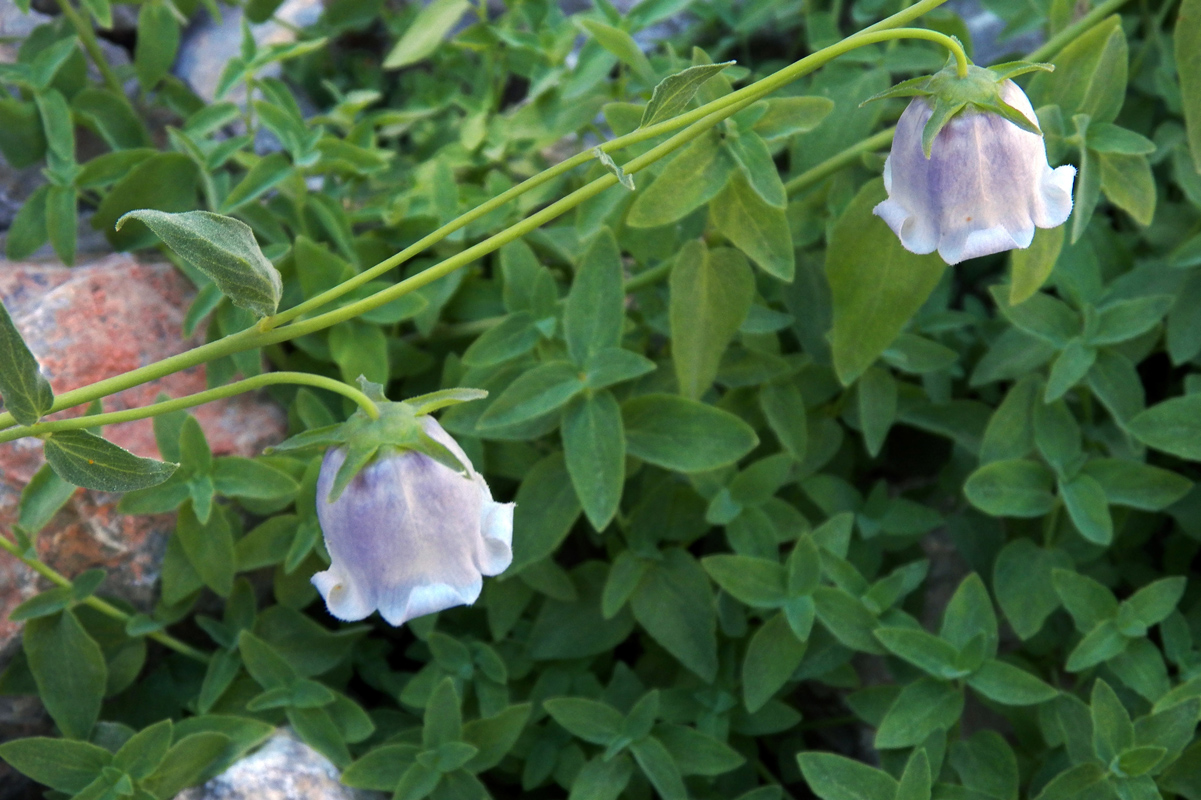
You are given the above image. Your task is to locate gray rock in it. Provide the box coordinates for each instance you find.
[175,728,385,800]
[947,0,1045,65]
[175,0,324,104]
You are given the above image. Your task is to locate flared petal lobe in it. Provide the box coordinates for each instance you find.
[874,80,1075,265]
[311,417,514,627]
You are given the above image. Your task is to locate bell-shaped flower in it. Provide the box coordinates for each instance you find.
[312,415,513,626]
[871,62,1076,265]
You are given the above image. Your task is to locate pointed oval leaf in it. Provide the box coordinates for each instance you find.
[117,210,282,318]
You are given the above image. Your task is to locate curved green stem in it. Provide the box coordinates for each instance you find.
[0,535,211,663]
[53,0,124,96]
[0,372,379,445]
[784,0,1135,197]
[269,0,956,329]
[0,7,957,432]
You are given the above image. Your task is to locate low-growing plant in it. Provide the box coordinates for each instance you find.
[1,0,1201,797]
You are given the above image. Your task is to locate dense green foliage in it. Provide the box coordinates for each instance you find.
[3,0,1201,797]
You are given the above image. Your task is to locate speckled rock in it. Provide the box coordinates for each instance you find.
[0,255,287,666]
[175,728,384,800]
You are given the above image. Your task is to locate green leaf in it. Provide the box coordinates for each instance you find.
[670,241,754,399]
[342,745,419,790]
[135,1,180,88]
[1060,474,1113,546]
[43,430,177,492]
[896,750,931,800]
[874,627,964,679]
[568,755,633,800]
[1080,459,1192,511]
[0,299,53,426]
[113,719,173,780]
[461,313,538,368]
[583,347,656,390]
[726,131,786,208]
[857,367,896,458]
[990,286,1080,347]
[710,171,794,281]
[1099,152,1156,226]
[562,391,625,531]
[508,452,581,573]
[140,732,231,799]
[117,210,282,319]
[476,362,584,431]
[826,178,946,384]
[1129,395,1201,460]
[564,228,625,364]
[742,614,807,712]
[751,96,835,140]
[24,610,107,739]
[1067,621,1128,672]
[462,704,531,773]
[1010,223,1064,305]
[626,130,734,228]
[1123,577,1187,628]
[875,677,964,749]
[18,463,75,535]
[383,0,470,68]
[1044,339,1096,403]
[176,503,236,598]
[0,738,112,793]
[1029,15,1128,123]
[212,457,299,500]
[993,539,1072,640]
[964,459,1056,518]
[813,586,885,654]
[797,752,898,800]
[1053,569,1119,631]
[980,375,1039,464]
[655,724,745,776]
[622,393,757,472]
[760,380,808,461]
[630,548,718,681]
[968,659,1059,706]
[630,736,687,800]
[1179,0,1201,171]
[702,554,787,608]
[640,62,735,128]
[544,698,623,745]
[578,18,654,83]
[1092,679,1134,764]
[423,677,463,749]
[1032,763,1107,800]
[949,731,1019,800]
[220,152,292,213]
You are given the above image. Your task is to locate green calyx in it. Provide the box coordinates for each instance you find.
[266,377,487,502]
[863,57,1055,158]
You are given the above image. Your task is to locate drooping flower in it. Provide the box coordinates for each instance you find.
[870,62,1076,265]
[264,380,512,627]
[311,414,514,626]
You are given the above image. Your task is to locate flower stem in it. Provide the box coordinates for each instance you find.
[0,0,957,431]
[0,372,379,445]
[783,0,1136,197]
[268,0,956,329]
[0,534,211,663]
[53,0,124,96]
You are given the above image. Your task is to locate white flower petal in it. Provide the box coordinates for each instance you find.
[376,579,482,627]
[939,224,1025,265]
[311,566,374,622]
[311,415,515,627]
[477,499,515,576]
[877,80,1076,265]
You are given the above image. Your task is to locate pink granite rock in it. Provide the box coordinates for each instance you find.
[0,255,287,662]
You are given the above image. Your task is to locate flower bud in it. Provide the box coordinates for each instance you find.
[311,416,513,626]
[874,79,1076,265]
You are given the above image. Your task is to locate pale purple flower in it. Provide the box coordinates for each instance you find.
[311,416,513,627]
[874,79,1076,265]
